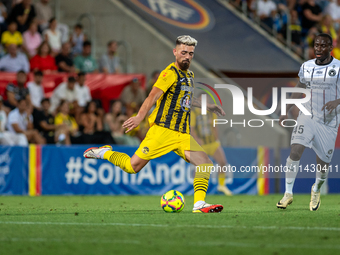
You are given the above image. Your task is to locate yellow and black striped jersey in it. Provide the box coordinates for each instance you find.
[148,62,194,134]
[191,107,218,144]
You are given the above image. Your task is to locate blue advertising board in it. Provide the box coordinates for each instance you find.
[0,146,28,195]
[41,146,259,195]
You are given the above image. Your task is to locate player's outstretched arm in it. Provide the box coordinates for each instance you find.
[279,81,306,123]
[321,99,340,114]
[192,96,225,116]
[122,87,163,133]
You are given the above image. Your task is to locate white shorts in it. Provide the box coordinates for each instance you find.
[291,114,338,163]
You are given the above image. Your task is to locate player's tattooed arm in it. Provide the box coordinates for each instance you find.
[192,96,225,116]
[192,96,202,108]
[122,87,163,133]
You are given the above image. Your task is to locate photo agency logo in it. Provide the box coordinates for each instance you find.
[198,83,312,128]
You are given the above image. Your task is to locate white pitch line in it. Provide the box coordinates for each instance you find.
[0,237,140,244]
[0,237,339,250]
[1,221,340,232]
[191,241,340,250]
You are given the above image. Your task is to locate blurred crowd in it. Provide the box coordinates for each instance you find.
[0,0,161,146]
[0,70,160,146]
[231,0,340,58]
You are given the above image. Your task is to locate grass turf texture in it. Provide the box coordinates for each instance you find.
[0,195,340,255]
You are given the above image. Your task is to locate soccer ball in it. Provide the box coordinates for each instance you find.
[160,190,185,213]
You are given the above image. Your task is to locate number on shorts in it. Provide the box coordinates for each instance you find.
[293,125,304,134]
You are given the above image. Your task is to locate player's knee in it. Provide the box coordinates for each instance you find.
[290,151,301,161]
[290,147,303,161]
[201,153,213,165]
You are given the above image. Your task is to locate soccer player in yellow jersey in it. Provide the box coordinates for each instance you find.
[84,35,225,213]
[191,107,233,196]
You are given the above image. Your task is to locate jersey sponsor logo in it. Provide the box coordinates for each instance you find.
[142,147,149,154]
[180,94,191,112]
[315,70,323,75]
[328,69,336,76]
[130,0,215,30]
[181,85,194,92]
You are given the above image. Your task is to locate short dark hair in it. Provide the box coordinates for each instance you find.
[78,72,86,77]
[49,17,56,25]
[41,98,50,104]
[8,21,17,26]
[34,70,43,76]
[17,98,26,104]
[17,70,26,75]
[75,23,83,29]
[83,41,91,47]
[68,76,76,83]
[107,40,117,47]
[316,33,333,46]
[37,41,52,56]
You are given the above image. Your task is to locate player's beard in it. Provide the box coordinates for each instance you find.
[178,60,190,70]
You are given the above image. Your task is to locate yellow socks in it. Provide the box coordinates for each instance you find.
[218,173,225,186]
[103,151,136,174]
[193,164,212,204]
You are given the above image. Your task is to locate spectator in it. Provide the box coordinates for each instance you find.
[0,95,28,145]
[332,35,340,59]
[1,21,23,47]
[70,23,86,56]
[318,14,337,45]
[79,100,115,144]
[306,26,318,59]
[30,41,57,73]
[326,0,340,30]
[74,41,98,73]
[104,100,138,145]
[54,100,78,143]
[43,17,62,54]
[280,10,303,54]
[7,98,45,144]
[34,0,52,32]
[33,98,64,144]
[4,70,30,110]
[23,22,42,58]
[120,78,146,107]
[256,0,277,29]
[55,42,74,72]
[0,2,7,33]
[100,40,121,74]
[301,0,322,33]
[147,70,160,95]
[76,72,91,108]
[27,70,44,109]
[7,0,36,33]
[0,44,29,73]
[104,100,124,132]
[50,76,78,113]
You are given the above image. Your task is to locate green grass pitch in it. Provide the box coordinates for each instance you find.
[0,195,340,255]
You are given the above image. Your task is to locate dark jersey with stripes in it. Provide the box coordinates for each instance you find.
[149,63,194,134]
